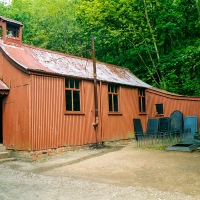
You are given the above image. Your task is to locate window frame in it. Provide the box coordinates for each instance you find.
[108,84,121,114]
[64,78,84,115]
[155,103,164,115]
[138,88,146,114]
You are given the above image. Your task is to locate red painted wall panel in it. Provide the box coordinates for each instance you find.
[146,89,200,132]
[30,75,96,150]
[0,52,30,150]
[1,50,200,151]
[101,84,147,141]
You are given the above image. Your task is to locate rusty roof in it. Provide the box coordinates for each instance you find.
[0,39,152,88]
[148,87,200,100]
[0,16,23,26]
[0,79,9,90]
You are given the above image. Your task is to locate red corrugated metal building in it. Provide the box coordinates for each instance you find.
[0,16,199,151]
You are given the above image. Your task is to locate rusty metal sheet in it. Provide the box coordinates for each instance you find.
[1,51,30,150]
[0,41,54,73]
[0,39,151,88]
[150,87,200,99]
[30,76,97,150]
[101,85,145,141]
[146,89,200,131]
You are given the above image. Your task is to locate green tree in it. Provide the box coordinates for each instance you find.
[76,0,200,95]
[0,0,199,96]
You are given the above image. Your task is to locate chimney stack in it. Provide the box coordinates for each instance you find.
[0,16,23,47]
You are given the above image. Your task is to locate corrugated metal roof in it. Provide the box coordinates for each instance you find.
[0,39,152,88]
[0,16,23,26]
[149,87,200,99]
[0,79,9,90]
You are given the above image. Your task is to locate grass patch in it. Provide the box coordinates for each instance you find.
[152,146,166,151]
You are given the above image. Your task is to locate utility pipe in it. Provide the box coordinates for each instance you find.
[92,35,99,147]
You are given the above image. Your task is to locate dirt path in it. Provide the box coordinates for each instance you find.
[1,142,200,199]
[42,144,200,196]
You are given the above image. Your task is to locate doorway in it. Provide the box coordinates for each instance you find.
[0,97,2,143]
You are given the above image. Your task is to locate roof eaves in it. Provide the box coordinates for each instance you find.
[29,68,96,82]
[0,16,23,26]
[148,87,200,100]
[0,41,153,88]
[0,45,30,74]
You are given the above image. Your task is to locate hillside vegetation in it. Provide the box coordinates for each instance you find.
[1,0,200,96]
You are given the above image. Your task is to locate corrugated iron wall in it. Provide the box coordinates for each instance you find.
[2,48,200,151]
[30,75,96,150]
[0,52,30,150]
[31,76,162,149]
[146,89,200,131]
[30,76,150,150]
[101,84,147,141]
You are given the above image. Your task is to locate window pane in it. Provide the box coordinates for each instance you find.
[65,79,69,88]
[66,90,72,111]
[156,104,163,114]
[138,89,146,112]
[139,97,142,112]
[115,86,118,93]
[111,86,115,93]
[142,98,146,112]
[108,85,111,92]
[73,91,80,111]
[109,94,113,112]
[70,80,74,88]
[139,89,144,96]
[114,94,118,112]
[75,80,80,89]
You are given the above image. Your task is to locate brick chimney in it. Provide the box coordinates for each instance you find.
[0,16,23,47]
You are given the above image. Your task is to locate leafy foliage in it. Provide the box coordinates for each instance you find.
[0,0,199,96]
[76,0,200,96]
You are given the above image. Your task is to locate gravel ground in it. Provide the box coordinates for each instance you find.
[0,142,200,200]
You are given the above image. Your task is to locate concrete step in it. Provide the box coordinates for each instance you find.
[0,152,10,159]
[0,144,16,162]
[0,157,16,163]
[0,144,6,151]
